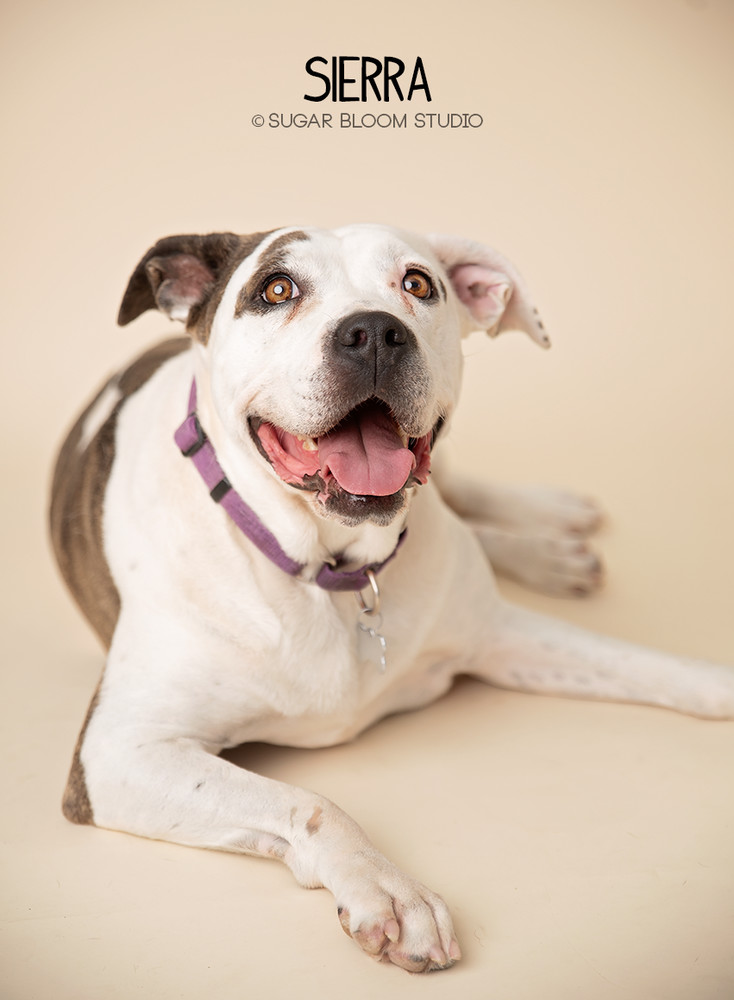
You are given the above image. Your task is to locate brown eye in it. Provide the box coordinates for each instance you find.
[402,270,432,299]
[262,275,299,304]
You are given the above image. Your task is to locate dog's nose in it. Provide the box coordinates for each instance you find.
[334,311,409,354]
[328,311,420,399]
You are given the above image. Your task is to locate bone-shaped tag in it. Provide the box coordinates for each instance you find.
[357,613,387,672]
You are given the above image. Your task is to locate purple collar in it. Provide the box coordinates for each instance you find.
[173,380,406,592]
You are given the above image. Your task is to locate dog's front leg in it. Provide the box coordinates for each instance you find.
[76,720,460,972]
[475,601,734,719]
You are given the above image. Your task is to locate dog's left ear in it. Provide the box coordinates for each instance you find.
[117,231,271,342]
[118,233,241,326]
[426,234,550,348]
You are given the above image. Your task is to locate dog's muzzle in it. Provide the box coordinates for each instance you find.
[248,310,441,521]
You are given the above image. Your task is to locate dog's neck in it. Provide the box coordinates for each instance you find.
[183,374,410,583]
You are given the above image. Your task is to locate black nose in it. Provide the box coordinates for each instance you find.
[333,311,410,355]
[325,310,424,420]
[328,311,419,399]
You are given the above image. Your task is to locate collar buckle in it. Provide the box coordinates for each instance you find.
[180,413,206,457]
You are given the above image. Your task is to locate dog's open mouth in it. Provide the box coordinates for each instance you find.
[250,400,438,502]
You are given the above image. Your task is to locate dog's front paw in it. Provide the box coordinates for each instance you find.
[334,854,461,972]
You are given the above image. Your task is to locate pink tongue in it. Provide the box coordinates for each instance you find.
[318,405,415,496]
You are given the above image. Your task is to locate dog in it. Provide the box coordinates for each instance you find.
[50,224,734,973]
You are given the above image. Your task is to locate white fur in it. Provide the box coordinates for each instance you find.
[78,379,122,451]
[72,225,734,973]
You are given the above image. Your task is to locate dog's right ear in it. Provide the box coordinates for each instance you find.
[426,234,551,348]
[117,232,270,343]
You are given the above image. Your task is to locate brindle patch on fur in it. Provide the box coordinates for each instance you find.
[306,805,323,835]
[61,686,100,825]
[50,337,190,646]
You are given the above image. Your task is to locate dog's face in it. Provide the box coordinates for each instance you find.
[119,224,548,526]
[210,225,463,527]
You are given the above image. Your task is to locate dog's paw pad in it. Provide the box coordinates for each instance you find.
[338,907,400,956]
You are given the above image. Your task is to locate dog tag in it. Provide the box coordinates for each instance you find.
[358,613,388,673]
[355,570,387,672]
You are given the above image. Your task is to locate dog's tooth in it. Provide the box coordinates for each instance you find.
[399,428,409,447]
[297,434,318,451]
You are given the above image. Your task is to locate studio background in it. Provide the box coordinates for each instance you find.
[1,1,733,998]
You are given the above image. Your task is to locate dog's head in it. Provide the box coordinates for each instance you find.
[119,224,548,526]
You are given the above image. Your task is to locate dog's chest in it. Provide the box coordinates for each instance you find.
[189,575,444,744]
[120,548,460,749]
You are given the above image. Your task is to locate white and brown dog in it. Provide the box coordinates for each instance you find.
[50,224,734,973]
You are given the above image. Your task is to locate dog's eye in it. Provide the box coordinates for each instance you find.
[262,275,300,304]
[402,270,433,300]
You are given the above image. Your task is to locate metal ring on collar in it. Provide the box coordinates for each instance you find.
[355,568,381,617]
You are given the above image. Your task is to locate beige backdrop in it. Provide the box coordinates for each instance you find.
[1,1,733,998]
